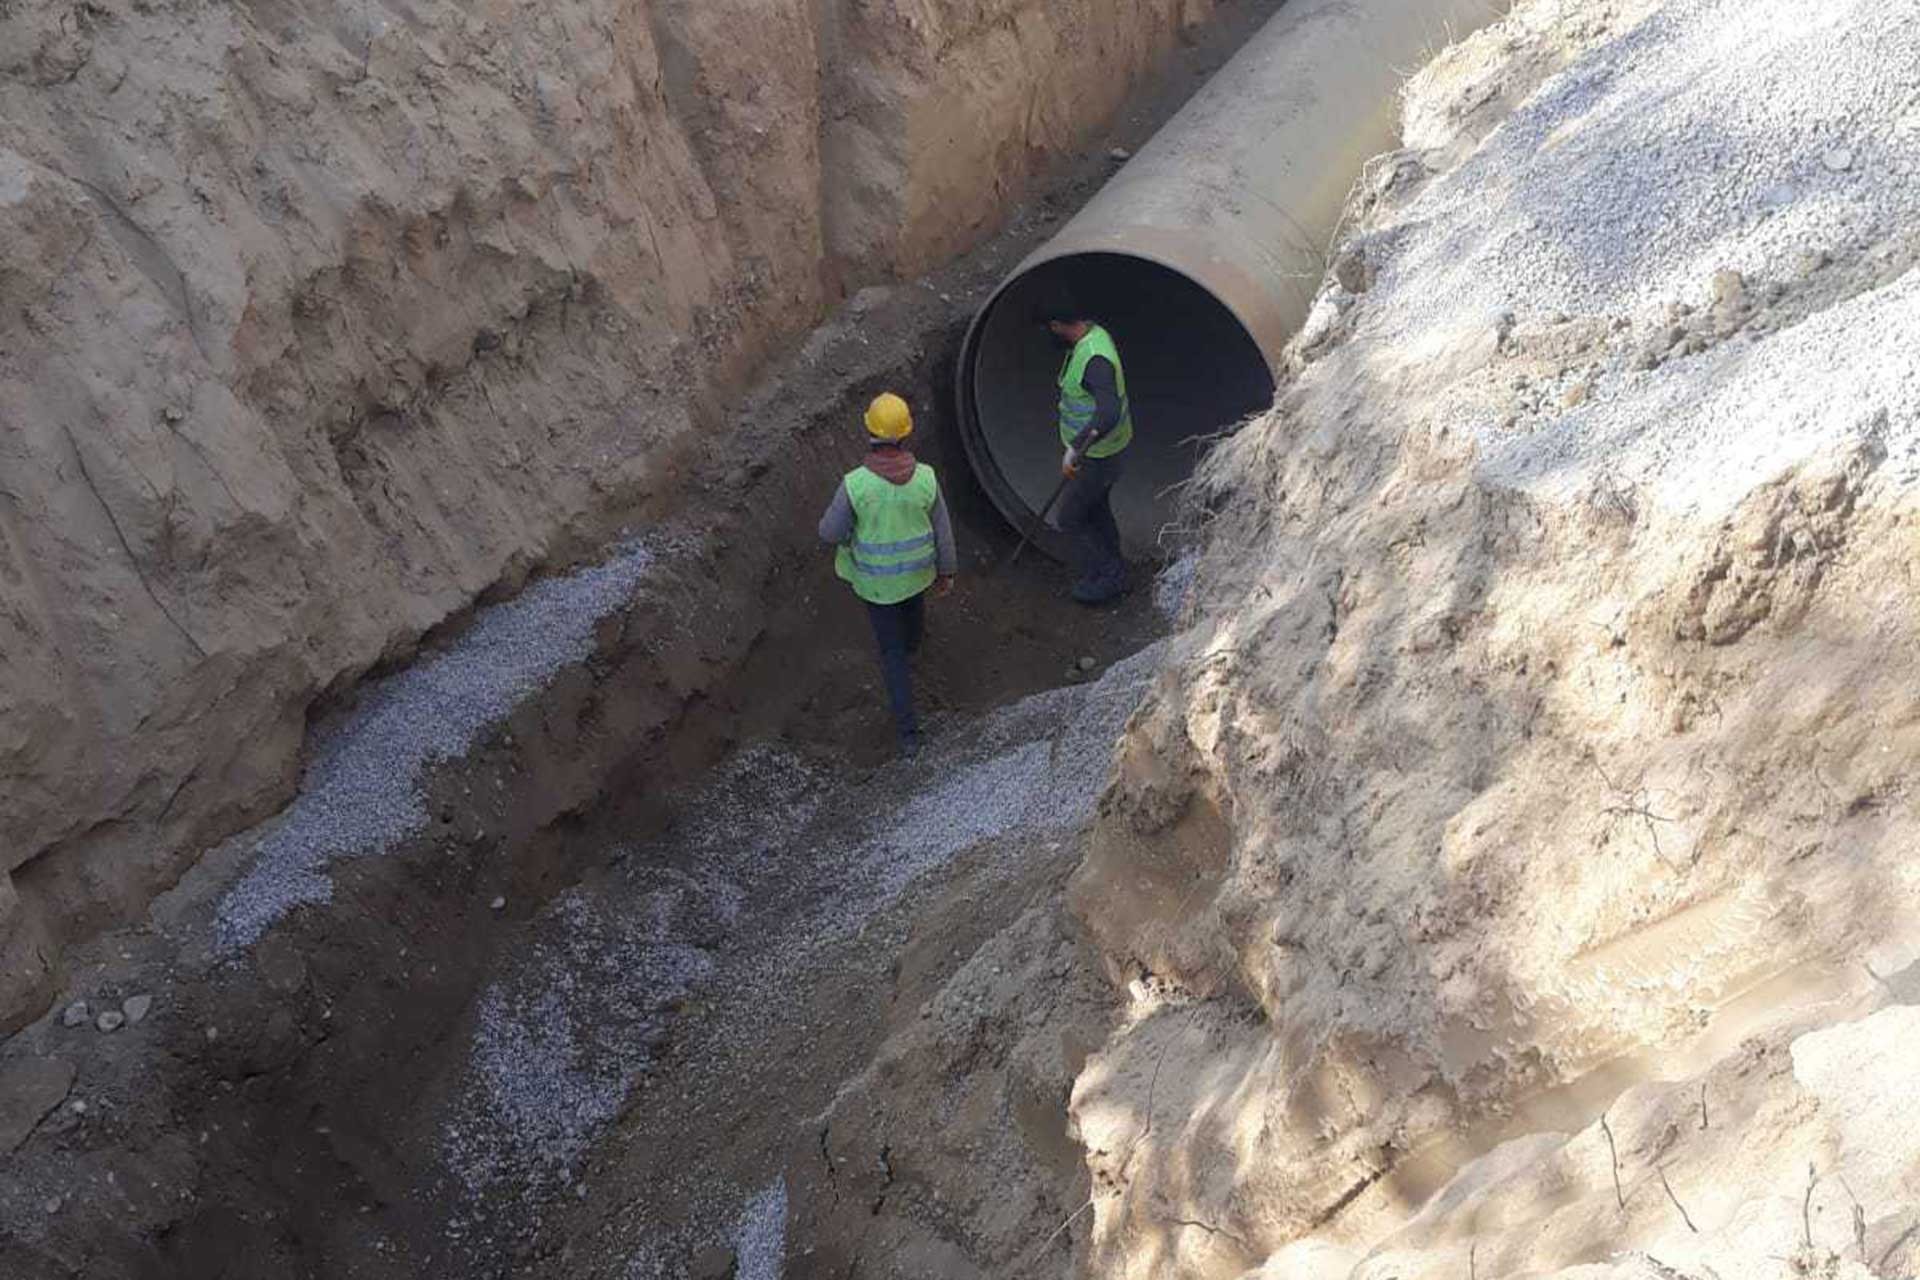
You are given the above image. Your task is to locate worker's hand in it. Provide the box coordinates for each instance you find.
[1061,447,1081,478]
[932,574,956,599]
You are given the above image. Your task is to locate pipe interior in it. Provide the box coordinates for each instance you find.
[966,252,1276,555]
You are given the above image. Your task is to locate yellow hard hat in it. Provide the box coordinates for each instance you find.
[864,392,913,441]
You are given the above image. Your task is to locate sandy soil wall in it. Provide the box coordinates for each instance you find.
[1065,1,1920,1274]
[0,0,1227,1030]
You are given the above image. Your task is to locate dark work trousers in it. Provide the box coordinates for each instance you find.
[1055,451,1127,592]
[865,590,927,742]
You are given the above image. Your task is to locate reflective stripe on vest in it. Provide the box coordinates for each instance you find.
[834,464,940,605]
[1057,324,1134,459]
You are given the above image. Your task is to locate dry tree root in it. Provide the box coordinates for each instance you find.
[1657,1165,1699,1234]
[1038,1199,1094,1255]
[1592,757,1689,869]
[1879,1221,1920,1274]
[1802,1163,1821,1254]
[1600,1111,1626,1211]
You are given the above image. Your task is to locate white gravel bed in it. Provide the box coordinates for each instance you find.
[212,539,664,951]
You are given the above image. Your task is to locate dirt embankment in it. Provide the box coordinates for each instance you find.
[0,0,1243,1030]
[1053,1,1920,1276]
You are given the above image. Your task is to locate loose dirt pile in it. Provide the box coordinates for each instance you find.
[1063,1,1920,1276]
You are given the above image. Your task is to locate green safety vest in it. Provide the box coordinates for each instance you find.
[834,464,940,605]
[1057,325,1133,459]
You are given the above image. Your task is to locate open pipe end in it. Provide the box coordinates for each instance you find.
[957,251,1277,561]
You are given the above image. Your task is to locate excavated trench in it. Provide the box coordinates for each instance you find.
[0,4,1528,1278]
[0,11,1265,1279]
[31,321,1170,1280]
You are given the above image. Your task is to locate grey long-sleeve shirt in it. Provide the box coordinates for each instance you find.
[1067,355,1123,455]
[817,473,959,577]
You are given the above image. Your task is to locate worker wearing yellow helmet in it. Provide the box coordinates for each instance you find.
[1034,286,1132,605]
[817,392,958,759]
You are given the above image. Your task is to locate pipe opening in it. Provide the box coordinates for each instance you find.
[959,251,1276,557]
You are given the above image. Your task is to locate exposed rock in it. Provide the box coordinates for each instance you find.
[122,994,153,1025]
[0,877,56,1029]
[1710,267,1747,310]
[95,1010,125,1033]
[1332,245,1371,294]
[61,1001,91,1029]
[1711,268,1751,335]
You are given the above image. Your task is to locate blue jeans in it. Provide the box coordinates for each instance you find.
[1057,451,1127,591]
[865,592,926,741]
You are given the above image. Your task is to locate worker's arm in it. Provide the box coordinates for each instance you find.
[930,490,958,577]
[1066,356,1123,456]
[817,483,854,545]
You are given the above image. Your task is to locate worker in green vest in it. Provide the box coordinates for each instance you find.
[1034,291,1133,604]
[817,392,958,759]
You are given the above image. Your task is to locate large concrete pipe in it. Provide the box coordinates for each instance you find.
[956,0,1502,556]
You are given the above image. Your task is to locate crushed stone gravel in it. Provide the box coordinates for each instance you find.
[1384,0,1919,333]
[730,1181,788,1280]
[440,887,719,1219]
[1366,0,1920,516]
[1479,270,1920,511]
[1154,551,1200,621]
[212,539,666,952]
